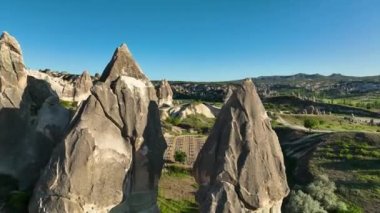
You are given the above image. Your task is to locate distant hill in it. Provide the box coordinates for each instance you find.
[152,73,380,104]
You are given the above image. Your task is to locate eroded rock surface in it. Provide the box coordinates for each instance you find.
[193,79,289,212]
[0,32,27,108]
[0,32,70,190]
[29,44,166,213]
[157,79,173,107]
[27,70,93,103]
[171,102,216,119]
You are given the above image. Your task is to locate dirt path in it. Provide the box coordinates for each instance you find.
[277,116,332,133]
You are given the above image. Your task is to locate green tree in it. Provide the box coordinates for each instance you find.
[304,118,319,130]
[174,151,187,163]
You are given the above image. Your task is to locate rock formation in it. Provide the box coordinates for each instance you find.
[223,86,233,103]
[29,43,166,213]
[157,79,173,107]
[171,102,216,119]
[73,70,93,102]
[193,79,289,212]
[0,32,27,108]
[0,32,70,190]
[27,69,93,103]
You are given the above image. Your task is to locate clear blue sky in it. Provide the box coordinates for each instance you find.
[1,0,379,81]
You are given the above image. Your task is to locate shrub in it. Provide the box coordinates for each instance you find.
[305,175,347,211]
[285,190,327,213]
[304,118,319,130]
[174,151,187,163]
[165,116,181,126]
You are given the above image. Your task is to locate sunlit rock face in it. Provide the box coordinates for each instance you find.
[0,32,70,189]
[29,44,166,213]
[0,31,27,108]
[157,79,173,107]
[193,79,289,213]
[27,70,93,104]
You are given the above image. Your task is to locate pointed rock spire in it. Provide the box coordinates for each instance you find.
[0,31,22,55]
[100,43,147,83]
[157,79,173,107]
[0,31,27,108]
[73,70,93,102]
[193,78,289,212]
[30,43,166,212]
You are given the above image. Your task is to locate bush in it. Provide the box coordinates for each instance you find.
[285,190,327,213]
[165,116,181,126]
[305,175,347,211]
[304,118,319,130]
[174,151,187,163]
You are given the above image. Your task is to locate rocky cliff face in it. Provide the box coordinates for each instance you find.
[27,69,93,103]
[0,32,70,190]
[29,44,166,213]
[193,79,289,212]
[157,79,173,107]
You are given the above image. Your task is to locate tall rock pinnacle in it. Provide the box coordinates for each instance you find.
[193,79,289,212]
[0,31,27,108]
[29,43,166,212]
[100,43,147,83]
[157,79,173,107]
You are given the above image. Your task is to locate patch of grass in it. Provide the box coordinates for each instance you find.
[179,114,215,134]
[158,164,198,213]
[59,100,77,110]
[164,165,191,178]
[158,195,198,213]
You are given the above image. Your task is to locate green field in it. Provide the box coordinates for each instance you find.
[321,94,380,112]
[280,114,380,132]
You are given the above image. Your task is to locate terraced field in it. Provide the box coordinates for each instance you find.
[164,135,206,165]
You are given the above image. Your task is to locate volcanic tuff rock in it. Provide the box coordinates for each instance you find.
[29,44,167,213]
[27,69,93,103]
[223,85,234,103]
[157,79,173,107]
[0,32,27,107]
[171,102,216,119]
[193,79,289,212]
[0,32,70,190]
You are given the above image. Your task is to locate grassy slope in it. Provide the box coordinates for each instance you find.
[278,129,380,212]
[158,165,198,213]
[309,133,380,213]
